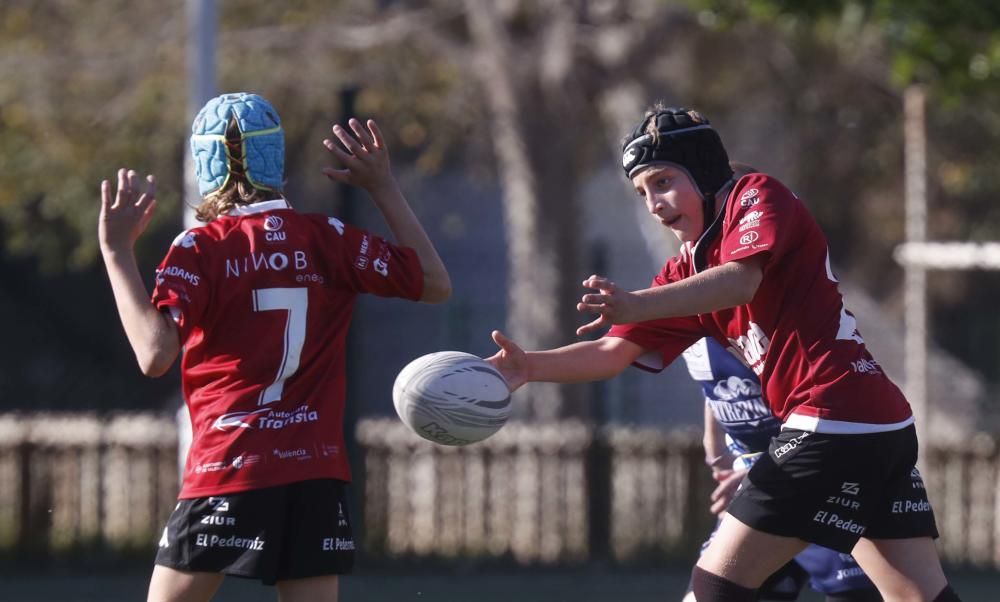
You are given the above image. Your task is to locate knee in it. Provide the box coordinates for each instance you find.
[690,566,757,602]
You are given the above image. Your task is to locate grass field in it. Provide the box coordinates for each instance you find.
[3,567,999,601]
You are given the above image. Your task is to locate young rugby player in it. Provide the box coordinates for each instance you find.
[99,92,450,602]
[487,105,959,601]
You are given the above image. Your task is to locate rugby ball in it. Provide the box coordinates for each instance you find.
[392,351,512,446]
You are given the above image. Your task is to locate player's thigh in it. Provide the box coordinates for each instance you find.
[147,565,224,602]
[277,575,339,602]
[850,537,946,601]
[696,512,808,588]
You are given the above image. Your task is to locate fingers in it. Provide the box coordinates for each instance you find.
[323,124,367,177]
[575,315,609,337]
[109,169,157,210]
[710,482,727,502]
[327,117,384,156]
[135,174,156,209]
[491,329,519,352]
[321,166,351,184]
[100,180,112,214]
[582,275,615,291]
[367,119,385,149]
[579,293,610,306]
[323,117,388,186]
[127,169,141,193]
[114,168,128,209]
[348,117,376,151]
[322,136,363,182]
[709,474,741,514]
[577,297,614,318]
[712,468,733,482]
[322,136,355,163]
[137,198,158,233]
[331,123,364,156]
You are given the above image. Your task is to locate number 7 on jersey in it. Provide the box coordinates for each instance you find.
[252,287,308,406]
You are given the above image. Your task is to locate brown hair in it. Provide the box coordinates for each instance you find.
[642,102,708,144]
[194,115,284,222]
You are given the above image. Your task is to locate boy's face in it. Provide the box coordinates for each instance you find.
[631,164,703,243]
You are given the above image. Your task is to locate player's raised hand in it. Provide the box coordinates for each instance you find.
[322,118,393,192]
[485,330,528,391]
[576,275,641,336]
[99,168,157,253]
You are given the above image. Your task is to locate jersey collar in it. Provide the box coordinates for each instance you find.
[226,198,291,217]
[691,178,735,274]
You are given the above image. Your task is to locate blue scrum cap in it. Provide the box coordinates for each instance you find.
[190,93,284,195]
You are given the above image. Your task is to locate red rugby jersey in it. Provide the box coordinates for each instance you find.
[608,173,912,434]
[152,199,423,498]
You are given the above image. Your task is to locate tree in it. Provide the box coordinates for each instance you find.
[6,0,1000,414]
[367,0,704,419]
[693,0,1000,396]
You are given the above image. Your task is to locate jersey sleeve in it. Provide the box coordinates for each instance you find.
[720,174,803,269]
[324,217,424,300]
[605,254,707,372]
[151,229,210,344]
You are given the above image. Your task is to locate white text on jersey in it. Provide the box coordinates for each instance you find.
[225,251,310,278]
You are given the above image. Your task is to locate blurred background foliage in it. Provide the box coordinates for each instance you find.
[1,0,998,411]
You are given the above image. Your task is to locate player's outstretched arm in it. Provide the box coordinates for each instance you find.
[322,118,451,304]
[576,256,765,336]
[485,330,643,391]
[99,168,180,377]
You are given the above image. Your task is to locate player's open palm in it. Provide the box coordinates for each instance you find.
[99,168,157,252]
[486,330,528,391]
[322,118,392,192]
[576,275,640,336]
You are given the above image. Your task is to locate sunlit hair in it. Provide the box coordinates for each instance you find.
[194,115,283,222]
[642,102,708,145]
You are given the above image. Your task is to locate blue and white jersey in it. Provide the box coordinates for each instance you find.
[681,337,781,454]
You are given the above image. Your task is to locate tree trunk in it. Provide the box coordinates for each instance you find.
[465,0,585,420]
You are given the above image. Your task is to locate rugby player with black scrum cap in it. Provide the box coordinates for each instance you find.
[486,104,959,602]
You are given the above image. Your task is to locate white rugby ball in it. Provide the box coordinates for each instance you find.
[392,351,512,446]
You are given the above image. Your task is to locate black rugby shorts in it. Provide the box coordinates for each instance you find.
[726,425,938,553]
[155,478,355,585]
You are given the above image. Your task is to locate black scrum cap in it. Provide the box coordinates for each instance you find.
[621,107,733,200]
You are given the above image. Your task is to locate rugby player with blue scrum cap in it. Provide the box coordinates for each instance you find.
[99,92,450,602]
